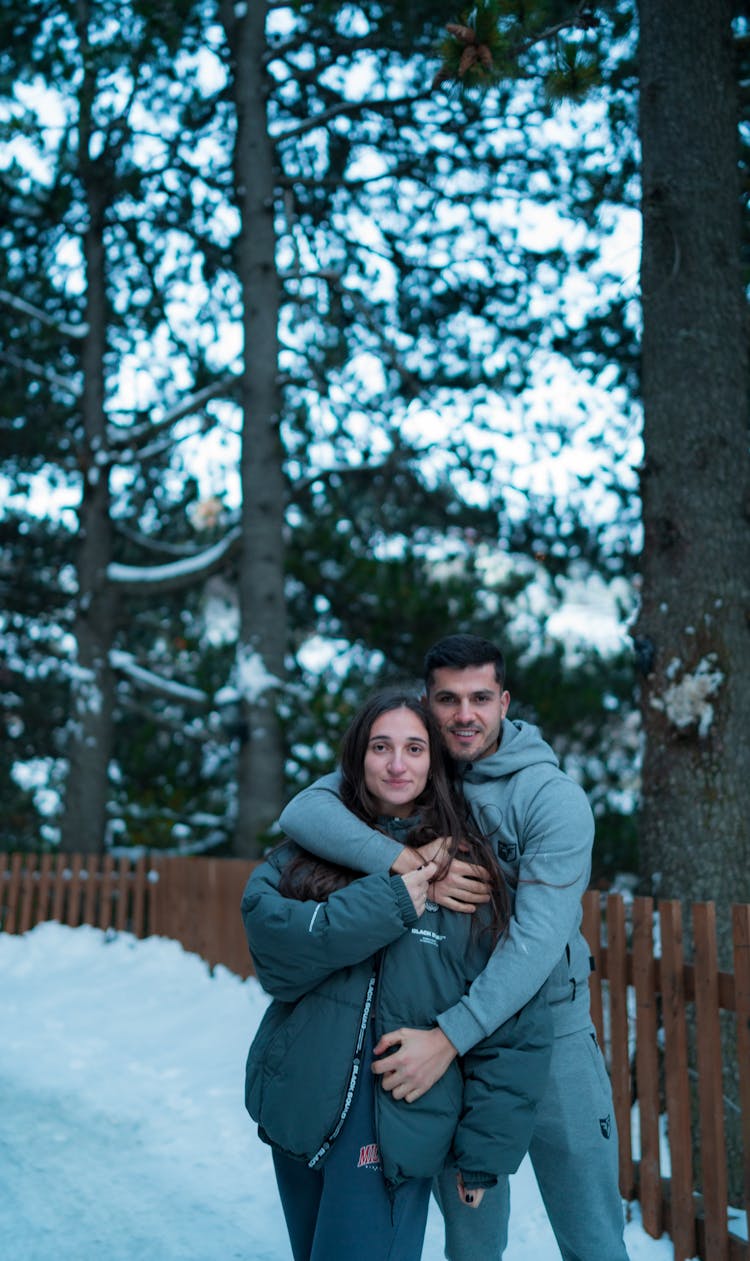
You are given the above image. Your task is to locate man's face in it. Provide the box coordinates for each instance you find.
[425,663,510,762]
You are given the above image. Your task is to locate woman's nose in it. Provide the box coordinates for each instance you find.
[388,748,406,772]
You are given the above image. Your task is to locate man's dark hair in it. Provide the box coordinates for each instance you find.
[423,634,506,690]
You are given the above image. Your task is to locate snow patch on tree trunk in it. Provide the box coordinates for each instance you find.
[236,645,281,703]
[649,654,724,737]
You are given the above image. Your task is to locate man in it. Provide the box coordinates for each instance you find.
[278,634,629,1261]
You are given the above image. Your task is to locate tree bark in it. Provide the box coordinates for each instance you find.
[60,31,118,854]
[637,0,750,948]
[222,1,288,857]
[637,0,750,1202]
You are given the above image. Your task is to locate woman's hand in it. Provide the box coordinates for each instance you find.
[400,860,439,917]
[456,1172,485,1209]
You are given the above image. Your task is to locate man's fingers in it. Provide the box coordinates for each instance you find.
[452,860,492,883]
[438,896,476,913]
[372,1029,403,1061]
[403,1086,426,1104]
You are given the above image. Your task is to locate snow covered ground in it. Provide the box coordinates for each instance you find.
[0,922,680,1261]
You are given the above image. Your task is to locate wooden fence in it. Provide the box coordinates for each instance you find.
[0,850,256,978]
[1,851,749,1261]
[582,891,750,1261]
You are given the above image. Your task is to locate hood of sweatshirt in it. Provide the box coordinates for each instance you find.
[456,719,559,784]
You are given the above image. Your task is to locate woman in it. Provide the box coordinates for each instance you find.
[241,690,551,1261]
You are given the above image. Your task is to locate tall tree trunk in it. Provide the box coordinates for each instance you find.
[637,0,750,942]
[222,1,287,857]
[637,0,750,1202]
[60,52,118,854]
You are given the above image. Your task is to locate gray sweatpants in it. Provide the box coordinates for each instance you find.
[433,1026,629,1261]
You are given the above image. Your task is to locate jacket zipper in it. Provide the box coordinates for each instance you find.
[371,953,398,1206]
[307,964,378,1169]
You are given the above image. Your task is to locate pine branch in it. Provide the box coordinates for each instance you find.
[107,526,242,595]
[0,348,80,397]
[110,649,211,707]
[107,372,240,453]
[0,289,88,340]
[276,89,431,142]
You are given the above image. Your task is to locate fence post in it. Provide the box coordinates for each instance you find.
[693,902,729,1261]
[4,852,23,933]
[35,853,54,926]
[659,899,696,1261]
[633,896,662,1237]
[582,890,605,1049]
[98,855,115,930]
[732,903,750,1237]
[17,851,38,934]
[607,892,634,1198]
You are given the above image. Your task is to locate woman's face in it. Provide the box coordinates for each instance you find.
[363,707,431,817]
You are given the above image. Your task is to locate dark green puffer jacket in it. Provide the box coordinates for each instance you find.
[242,837,551,1191]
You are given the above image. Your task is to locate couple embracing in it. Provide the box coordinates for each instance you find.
[242,633,629,1261]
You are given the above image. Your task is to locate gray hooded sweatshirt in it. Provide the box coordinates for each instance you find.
[277,719,594,1055]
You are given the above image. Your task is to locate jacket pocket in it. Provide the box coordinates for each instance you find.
[545,936,593,1008]
[245,998,319,1121]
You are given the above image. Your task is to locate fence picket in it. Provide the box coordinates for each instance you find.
[131,855,147,936]
[64,854,83,927]
[98,855,115,930]
[607,892,634,1198]
[693,902,729,1261]
[0,852,7,928]
[633,896,662,1237]
[115,856,130,931]
[5,852,23,934]
[35,853,54,926]
[83,854,100,926]
[17,851,38,934]
[51,853,67,922]
[732,904,750,1232]
[659,899,696,1261]
[582,890,604,1048]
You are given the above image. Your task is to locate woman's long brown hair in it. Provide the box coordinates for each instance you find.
[278,689,510,944]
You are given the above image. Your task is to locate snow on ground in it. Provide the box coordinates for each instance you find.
[0,923,679,1261]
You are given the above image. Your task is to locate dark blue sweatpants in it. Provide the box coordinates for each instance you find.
[272,1031,431,1261]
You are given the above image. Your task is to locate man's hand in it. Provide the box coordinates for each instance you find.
[429,856,492,913]
[389,846,425,876]
[389,834,450,875]
[371,1026,457,1103]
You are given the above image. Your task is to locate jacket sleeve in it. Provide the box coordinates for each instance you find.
[277,772,403,873]
[241,857,418,1002]
[451,986,553,1186]
[438,775,593,1054]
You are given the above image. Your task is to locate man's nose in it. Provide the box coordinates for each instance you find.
[456,699,473,721]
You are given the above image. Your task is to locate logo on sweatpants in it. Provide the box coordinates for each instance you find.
[357,1142,382,1169]
[599,1114,612,1139]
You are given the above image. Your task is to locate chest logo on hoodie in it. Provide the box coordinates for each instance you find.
[410,927,447,948]
[471,803,518,864]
